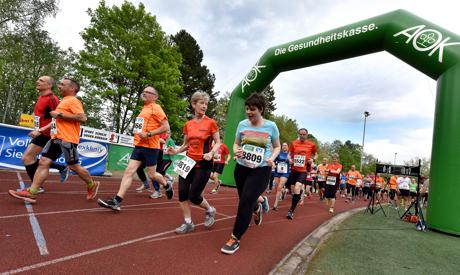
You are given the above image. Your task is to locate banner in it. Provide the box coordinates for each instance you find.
[19,114,35,128]
[80,126,134,147]
[0,123,108,175]
[107,144,133,171]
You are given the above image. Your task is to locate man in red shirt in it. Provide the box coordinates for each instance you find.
[21,76,69,191]
[286,128,317,220]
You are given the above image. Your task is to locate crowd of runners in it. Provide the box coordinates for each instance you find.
[7,76,429,255]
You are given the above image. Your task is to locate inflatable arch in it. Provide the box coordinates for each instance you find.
[221,9,460,235]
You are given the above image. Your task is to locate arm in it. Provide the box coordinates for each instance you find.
[267,138,281,167]
[50,111,87,122]
[203,131,221,161]
[139,119,170,139]
[233,137,243,159]
[168,135,188,155]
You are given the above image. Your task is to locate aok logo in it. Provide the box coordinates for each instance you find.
[393,25,460,63]
[241,61,266,94]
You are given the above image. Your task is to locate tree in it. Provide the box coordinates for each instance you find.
[272,114,298,144]
[0,0,58,32]
[261,85,276,119]
[171,30,219,118]
[77,1,186,140]
[213,92,230,136]
[404,157,431,178]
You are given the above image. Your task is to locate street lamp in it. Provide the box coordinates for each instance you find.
[394,152,397,165]
[360,111,370,171]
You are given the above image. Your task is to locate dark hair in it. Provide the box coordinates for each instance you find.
[245,92,266,115]
[64,78,80,92]
[298,128,308,134]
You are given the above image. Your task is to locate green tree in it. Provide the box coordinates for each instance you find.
[213,92,230,136]
[404,157,431,178]
[171,29,218,118]
[272,114,298,144]
[0,0,57,31]
[77,1,186,140]
[261,85,276,119]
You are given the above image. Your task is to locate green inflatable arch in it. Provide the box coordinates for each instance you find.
[221,9,460,235]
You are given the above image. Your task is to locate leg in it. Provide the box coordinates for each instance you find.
[22,143,43,181]
[116,159,142,198]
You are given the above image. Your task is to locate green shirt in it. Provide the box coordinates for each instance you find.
[409,182,417,192]
[162,138,175,161]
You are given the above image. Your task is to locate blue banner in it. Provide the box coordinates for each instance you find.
[0,124,108,176]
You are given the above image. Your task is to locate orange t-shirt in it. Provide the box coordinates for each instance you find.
[389,176,398,190]
[184,116,218,162]
[52,96,84,144]
[347,170,362,186]
[289,139,317,172]
[375,176,385,189]
[133,102,167,149]
[326,162,342,185]
[317,163,328,181]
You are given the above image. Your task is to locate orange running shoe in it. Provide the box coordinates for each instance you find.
[86,181,100,200]
[8,189,37,203]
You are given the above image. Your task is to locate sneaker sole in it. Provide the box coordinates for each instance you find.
[8,190,37,203]
[87,181,100,200]
[175,227,195,234]
[97,198,120,211]
[221,246,240,255]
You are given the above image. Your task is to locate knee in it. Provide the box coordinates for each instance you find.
[189,194,203,205]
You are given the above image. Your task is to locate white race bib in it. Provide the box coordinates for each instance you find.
[34,116,40,130]
[213,153,221,161]
[174,156,196,179]
[326,176,337,185]
[277,162,288,174]
[50,118,57,136]
[317,175,326,181]
[133,117,144,134]
[293,155,306,167]
[241,144,265,168]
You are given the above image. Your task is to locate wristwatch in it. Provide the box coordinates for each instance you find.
[57,112,63,118]
[147,132,152,137]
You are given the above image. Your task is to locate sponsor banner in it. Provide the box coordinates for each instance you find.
[19,114,35,128]
[0,123,108,175]
[80,126,134,147]
[107,144,132,171]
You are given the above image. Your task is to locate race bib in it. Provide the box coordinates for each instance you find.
[241,144,265,168]
[174,156,196,179]
[277,162,288,174]
[50,118,57,136]
[326,176,337,185]
[293,155,306,167]
[317,175,326,181]
[133,117,144,134]
[213,153,221,161]
[34,116,40,130]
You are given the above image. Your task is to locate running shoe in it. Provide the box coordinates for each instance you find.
[16,183,44,194]
[221,235,240,255]
[165,183,174,200]
[59,167,70,183]
[36,187,45,194]
[329,207,334,213]
[261,196,269,213]
[204,207,216,228]
[97,197,121,211]
[210,188,218,194]
[286,210,294,220]
[86,181,100,200]
[175,222,195,234]
[253,204,263,225]
[135,185,146,193]
[8,189,37,203]
[149,191,163,199]
[272,206,278,211]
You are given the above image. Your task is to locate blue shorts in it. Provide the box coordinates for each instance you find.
[339,183,346,189]
[274,172,289,178]
[130,146,160,167]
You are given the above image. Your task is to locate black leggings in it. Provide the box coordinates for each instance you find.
[232,164,271,240]
[178,161,212,204]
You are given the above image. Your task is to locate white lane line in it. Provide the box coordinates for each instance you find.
[0,215,236,275]
[16,172,49,256]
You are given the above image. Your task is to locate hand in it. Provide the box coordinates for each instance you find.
[203,152,213,161]
[234,147,243,158]
[225,161,229,165]
[266,157,274,167]
[138,132,149,139]
[50,111,58,118]
[28,130,41,138]
[167,146,177,155]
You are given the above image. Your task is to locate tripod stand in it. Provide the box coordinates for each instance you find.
[365,186,386,216]
[400,177,426,230]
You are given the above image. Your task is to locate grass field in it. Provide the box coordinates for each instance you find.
[307,205,460,274]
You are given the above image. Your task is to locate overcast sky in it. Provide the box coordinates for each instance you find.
[45,0,460,164]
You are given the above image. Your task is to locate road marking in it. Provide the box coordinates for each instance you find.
[0,215,236,275]
[16,172,49,256]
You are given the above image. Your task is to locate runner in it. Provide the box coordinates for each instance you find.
[374,174,385,202]
[345,164,362,203]
[339,172,347,198]
[9,78,99,203]
[167,91,220,234]
[286,128,317,220]
[324,154,342,213]
[20,76,69,193]
[362,174,372,201]
[210,137,231,194]
[221,92,280,254]
[97,86,172,211]
[409,177,417,202]
[397,175,411,210]
[272,142,290,210]
[388,174,398,207]
[316,157,328,201]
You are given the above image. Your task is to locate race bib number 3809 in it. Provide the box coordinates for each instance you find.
[174,156,196,179]
[241,144,265,168]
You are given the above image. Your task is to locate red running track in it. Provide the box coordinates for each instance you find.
[0,170,366,274]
